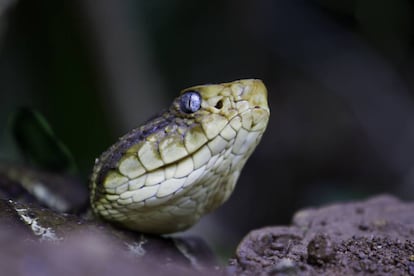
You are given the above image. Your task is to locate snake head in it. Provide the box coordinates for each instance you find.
[177,79,269,131]
[90,79,270,234]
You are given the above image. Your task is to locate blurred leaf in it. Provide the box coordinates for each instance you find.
[9,107,77,174]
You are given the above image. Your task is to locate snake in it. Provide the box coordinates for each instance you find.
[90,79,270,234]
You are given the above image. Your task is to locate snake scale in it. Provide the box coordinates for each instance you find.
[90,79,270,234]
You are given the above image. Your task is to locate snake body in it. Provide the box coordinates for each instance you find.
[90,79,269,234]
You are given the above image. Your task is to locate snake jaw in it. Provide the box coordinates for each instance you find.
[90,79,270,234]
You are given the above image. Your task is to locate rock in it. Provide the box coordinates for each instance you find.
[0,164,220,274]
[0,199,219,275]
[229,195,414,275]
[307,234,335,265]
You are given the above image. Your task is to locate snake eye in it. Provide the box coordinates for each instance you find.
[180,91,201,114]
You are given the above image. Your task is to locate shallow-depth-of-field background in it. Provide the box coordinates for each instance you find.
[1,0,414,257]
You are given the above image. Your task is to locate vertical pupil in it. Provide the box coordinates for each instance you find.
[181,91,201,113]
[187,95,194,110]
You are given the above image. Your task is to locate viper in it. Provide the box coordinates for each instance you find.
[90,79,270,234]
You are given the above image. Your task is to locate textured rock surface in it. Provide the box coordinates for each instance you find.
[0,199,219,276]
[0,164,219,275]
[228,195,414,275]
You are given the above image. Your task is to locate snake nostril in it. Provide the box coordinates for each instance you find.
[215,100,223,109]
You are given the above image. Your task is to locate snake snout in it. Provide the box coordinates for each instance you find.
[236,79,269,112]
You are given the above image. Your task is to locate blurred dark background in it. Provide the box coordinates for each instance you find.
[1,0,414,258]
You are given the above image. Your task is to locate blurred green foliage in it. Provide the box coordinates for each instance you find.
[10,107,77,174]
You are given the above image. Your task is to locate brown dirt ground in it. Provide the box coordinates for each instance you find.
[228,195,414,275]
